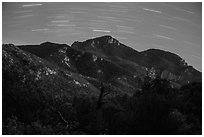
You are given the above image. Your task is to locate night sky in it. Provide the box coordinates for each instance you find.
[2,2,202,71]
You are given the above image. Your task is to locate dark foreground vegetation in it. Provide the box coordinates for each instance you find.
[3,75,201,135]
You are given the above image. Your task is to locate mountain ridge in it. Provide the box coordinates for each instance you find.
[4,35,201,91]
[70,35,201,85]
[2,36,202,134]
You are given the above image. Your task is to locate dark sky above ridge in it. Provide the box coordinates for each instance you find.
[2,2,202,71]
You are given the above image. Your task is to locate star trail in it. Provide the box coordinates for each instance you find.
[2,2,202,71]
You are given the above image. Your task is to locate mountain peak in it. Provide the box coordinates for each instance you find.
[40,42,68,47]
[71,35,121,50]
[94,35,119,45]
[96,35,113,40]
[40,41,56,46]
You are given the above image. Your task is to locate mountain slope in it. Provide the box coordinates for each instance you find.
[19,41,143,94]
[71,35,201,86]
[71,35,141,63]
[2,36,202,135]
[18,35,201,89]
[19,42,67,58]
[3,44,100,123]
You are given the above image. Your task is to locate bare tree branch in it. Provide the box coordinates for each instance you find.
[57,111,69,129]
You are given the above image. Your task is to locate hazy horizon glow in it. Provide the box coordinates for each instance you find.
[2,2,202,71]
